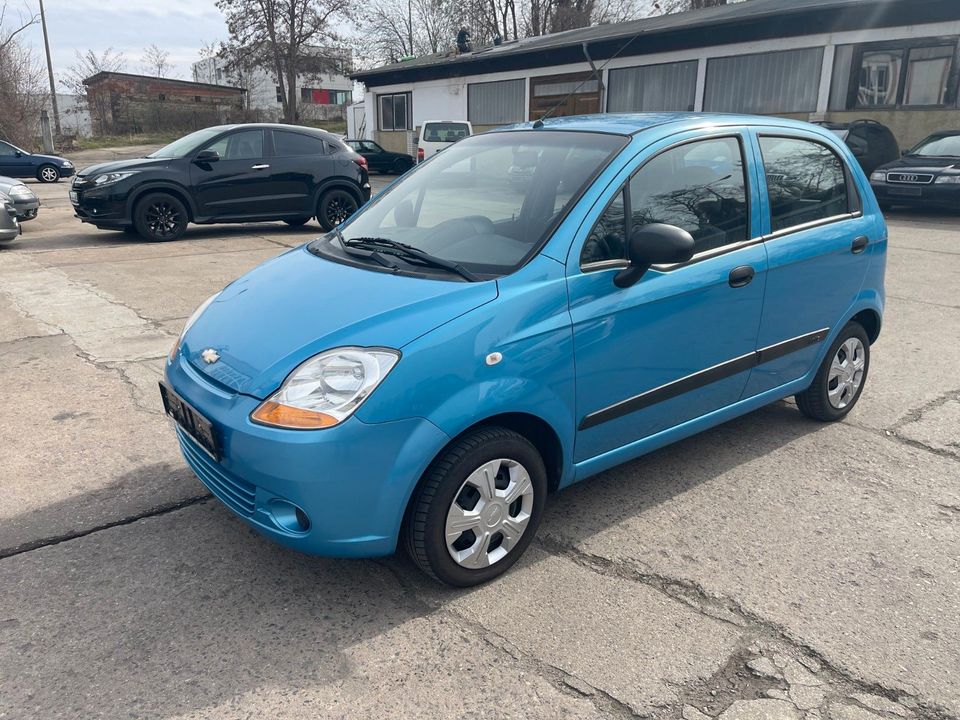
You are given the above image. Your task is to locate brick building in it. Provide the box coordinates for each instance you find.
[83,72,246,136]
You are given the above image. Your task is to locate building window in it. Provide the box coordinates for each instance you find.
[194,96,202,103]
[833,38,958,110]
[608,60,698,113]
[468,79,524,125]
[378,92,410,131]
[158,93,166,102]
[529,72,600,120]
[300,88,350,105]
[704,48,824,114]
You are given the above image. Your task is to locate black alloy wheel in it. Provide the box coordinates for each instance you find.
[318,189,359,231]
[134,193,188,242]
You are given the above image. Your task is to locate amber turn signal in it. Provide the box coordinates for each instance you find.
[251,401,339,429]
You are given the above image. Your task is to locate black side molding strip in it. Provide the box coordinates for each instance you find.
[579,328,830,431]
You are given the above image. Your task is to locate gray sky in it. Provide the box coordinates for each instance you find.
[17,0,228,87]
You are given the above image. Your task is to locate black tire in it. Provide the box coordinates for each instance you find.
[404,426,548,587]
[284,217,312,227]
[133,192,188,242]
[317,188,359,231]
[795,321,870,422]
[391,157,412,174]
[37,164,60,183]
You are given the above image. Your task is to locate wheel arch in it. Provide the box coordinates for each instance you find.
[312,178,364,211]
[850,308,881,344]
[127,183,197,223]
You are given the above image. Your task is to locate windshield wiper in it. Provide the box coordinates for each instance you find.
[333,228,400,271]
[344,237,480,282]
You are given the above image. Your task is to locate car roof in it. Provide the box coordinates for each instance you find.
[203,123,338,137]
[493,112,845,138]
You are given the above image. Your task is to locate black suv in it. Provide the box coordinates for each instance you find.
[71,124,371,241]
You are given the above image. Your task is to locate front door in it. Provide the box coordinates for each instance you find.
[742,131,877,398]
[569,132,767,463]
[190,129,277,219]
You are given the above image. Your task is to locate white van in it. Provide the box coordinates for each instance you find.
[417,120,473,163]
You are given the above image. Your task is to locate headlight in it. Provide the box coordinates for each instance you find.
[93,171,136,186]
[934,175,960,184]
[869,171,886,182]
[251,347,400,429]
[7,185,33,198]
[62,161,73,168]
[168,292,219,362]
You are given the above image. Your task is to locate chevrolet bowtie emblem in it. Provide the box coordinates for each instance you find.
[201,348,220,364]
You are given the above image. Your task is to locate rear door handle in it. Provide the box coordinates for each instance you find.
[851,236,868,254]
[728,265,755,288]
[251,164,270,170]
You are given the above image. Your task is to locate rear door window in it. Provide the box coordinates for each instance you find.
[422,122,471,143]
[758,136,851,232]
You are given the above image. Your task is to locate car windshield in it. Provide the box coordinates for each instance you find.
[907,134,960,158]
[148,128,225,158]
[312,130,627,277]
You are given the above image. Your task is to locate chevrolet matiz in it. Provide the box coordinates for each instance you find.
[161,113,886,586]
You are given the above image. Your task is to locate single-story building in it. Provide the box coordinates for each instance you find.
[83,72,246,136]
[352,0,960,153]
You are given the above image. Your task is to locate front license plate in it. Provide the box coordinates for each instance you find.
[69,190,78,203]
[889,186,922,197]
[159,381,219,459]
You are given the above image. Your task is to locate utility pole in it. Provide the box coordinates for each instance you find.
[38,0,61,138]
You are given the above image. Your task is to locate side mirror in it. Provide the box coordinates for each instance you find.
[194,149,220,164]
[614,223,696,288]
[901,149,909,157]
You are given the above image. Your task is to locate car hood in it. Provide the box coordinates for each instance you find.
[30,153,69,165]
[878,155,960,172]
[78,157,172,177]
[181,246,498,398]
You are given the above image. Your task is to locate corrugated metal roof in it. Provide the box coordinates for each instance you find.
[353,0,959,85]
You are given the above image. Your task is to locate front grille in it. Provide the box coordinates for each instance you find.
[887,172,934,185]
[177,427,256,516]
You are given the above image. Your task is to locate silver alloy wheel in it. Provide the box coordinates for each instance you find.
[827,337,866,409]
[40,166,58,182]
[445,458,535,569]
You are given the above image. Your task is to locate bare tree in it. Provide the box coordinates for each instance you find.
[652,0,726,13]
[61,48,126,135]
[0,1,45,148]
[217,0,351,123]
[141,44,173,77]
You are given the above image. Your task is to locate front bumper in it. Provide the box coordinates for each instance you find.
[71,181,131,226]
[12,197,39,220]
[165,353,449,557]
[871,181,960,208]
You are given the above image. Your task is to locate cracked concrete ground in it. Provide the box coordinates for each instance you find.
[0,178,957,719]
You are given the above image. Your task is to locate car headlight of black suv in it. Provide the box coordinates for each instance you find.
[92,171,139,187]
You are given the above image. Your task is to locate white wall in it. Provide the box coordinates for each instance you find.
[360,19,960,123]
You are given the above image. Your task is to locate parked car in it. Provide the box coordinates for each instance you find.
[0,140,74,183]
[0,177,40,220]
[345,139,414,174]
[869,130,960,211]
[162,113,886,586]
[71,123,371,241]
[0,193,20,244]
[417,120,472,163]
[814,119,899,176]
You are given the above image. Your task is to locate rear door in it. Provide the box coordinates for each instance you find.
[268,129,335,215]
[742,129,876,398]
[190,129,276,219]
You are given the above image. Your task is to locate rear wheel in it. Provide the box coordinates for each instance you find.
[391,157,413,174]
[405,426,547,587]
[37,165,60,183]
[134,192,188,242]
[317,188,359,231]
[795,321,870,422]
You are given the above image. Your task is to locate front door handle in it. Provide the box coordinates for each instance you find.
[851,236,868,254]
[251,164,270,170]
[728,265,755,288]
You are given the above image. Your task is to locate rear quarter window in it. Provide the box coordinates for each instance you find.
[273,131,328,156]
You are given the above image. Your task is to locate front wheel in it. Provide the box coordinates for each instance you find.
[405,427,547,587]
[795,321,870,421]
[37,165,60,183]
[133,192,188,242]
[317,189,359,231]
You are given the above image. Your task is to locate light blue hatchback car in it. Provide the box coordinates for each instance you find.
[162,113,886,586]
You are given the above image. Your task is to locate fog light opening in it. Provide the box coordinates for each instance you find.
[269,500,311,534]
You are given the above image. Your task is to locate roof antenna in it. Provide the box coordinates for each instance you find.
[530,32,645,128]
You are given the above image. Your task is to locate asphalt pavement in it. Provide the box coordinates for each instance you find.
[0,172,957,720]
